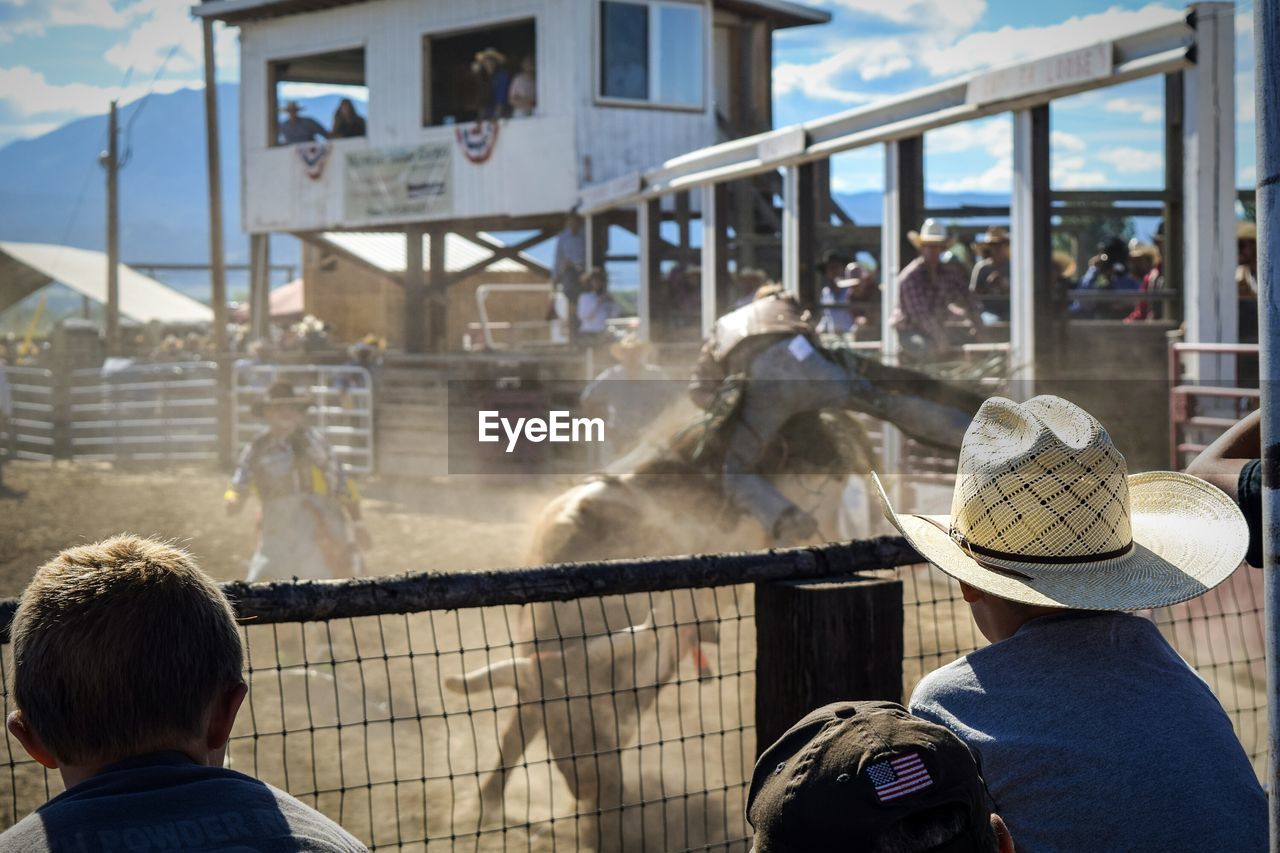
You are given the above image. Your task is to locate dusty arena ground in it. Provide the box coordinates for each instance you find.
[0,461,1267,851]
[0,460,563,595]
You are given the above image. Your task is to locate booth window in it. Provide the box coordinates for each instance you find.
[424,19,537,126]
[599,0,703,108]
[269,47,368,146]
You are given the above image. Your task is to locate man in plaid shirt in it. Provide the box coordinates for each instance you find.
[893,219,983,362]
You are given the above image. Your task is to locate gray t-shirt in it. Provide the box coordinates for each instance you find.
[1,752,367,852]
[910,611,1265,853]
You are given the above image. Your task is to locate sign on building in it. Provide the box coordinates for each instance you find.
[966,43,1112,106]
[344,143,453,223]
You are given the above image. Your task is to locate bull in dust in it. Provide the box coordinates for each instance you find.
[451,293,990,849]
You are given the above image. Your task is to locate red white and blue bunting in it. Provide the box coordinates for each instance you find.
[456,120,500,165]
[295,141,330,180]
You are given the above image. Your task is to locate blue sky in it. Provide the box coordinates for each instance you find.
[0,0,1258,205]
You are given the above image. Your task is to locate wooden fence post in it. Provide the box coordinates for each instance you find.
[754,575,904,757]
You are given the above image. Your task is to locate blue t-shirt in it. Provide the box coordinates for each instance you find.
[910,611,1266,853]
[1,752,366,852]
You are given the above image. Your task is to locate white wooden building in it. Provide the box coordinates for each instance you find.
[194,0,828,349]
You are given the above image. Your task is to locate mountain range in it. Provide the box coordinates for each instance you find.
[0,85,1013,302]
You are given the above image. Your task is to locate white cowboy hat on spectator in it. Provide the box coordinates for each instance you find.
[835,262,871,288]
[873,395,1246,610]
[907,218,949,249]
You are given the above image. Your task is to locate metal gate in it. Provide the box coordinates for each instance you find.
[1,366,57,461]
[232,364,375,475]
[66,362,220,463]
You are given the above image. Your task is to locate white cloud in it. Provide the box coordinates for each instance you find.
[825,0,987,32]
[773,46,883,104]
[1051,130,1086,152]
[934,157,1012,193]
[927,118,1011,156]
[1103,96,1162,124]
[0,65,197,139]
[1052,156,1107,189]
[103,0,238,78]
[1096,146,1162,173]
[923,4,1184,78]
[0,0,130,42]
[1237,71,1254,122]
[1239,164,1256,186]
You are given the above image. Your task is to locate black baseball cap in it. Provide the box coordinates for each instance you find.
[747,701,992,853]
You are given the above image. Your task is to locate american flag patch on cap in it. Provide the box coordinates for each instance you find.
[866,752,932,802]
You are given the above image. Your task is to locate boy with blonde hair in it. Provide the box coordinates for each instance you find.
[3,534,365,851]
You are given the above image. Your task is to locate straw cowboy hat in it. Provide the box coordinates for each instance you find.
[253,380,312,416]
[1128,241,1162,265]
[1238,221,1257,242]
[873,395,1247,610]
[475,47,506,64]
[1051,250,1077,279]
[907,218,949,249]
[609,333,653,361]
[835,262,871,288]
[974,226,1010,245]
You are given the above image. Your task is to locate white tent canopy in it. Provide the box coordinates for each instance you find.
[0,242,214,324]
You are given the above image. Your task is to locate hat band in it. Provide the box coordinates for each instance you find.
[950,527,1134,566]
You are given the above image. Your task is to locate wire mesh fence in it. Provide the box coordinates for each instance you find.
[0,538,1268,850]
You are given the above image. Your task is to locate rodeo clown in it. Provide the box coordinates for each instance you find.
[226,379,371,581]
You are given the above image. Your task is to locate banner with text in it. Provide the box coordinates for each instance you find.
[344,143,452,223]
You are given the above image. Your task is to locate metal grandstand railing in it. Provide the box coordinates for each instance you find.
[0,538,1268,849]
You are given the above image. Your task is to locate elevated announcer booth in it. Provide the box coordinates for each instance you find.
[193,0,829,353]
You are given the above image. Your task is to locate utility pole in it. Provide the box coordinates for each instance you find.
[202,18,231,466]
[1254,0,1279,848]
[100,100,120,355]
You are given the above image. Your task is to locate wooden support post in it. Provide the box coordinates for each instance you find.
[895,136,925,267]
[1181,2,1236,383]
[755,575,904,757]
[428,227,447,352]
[200,17,230,466]
[248,234,270,342]
[404,226,426,354]
[798,163,817,308]
[1163,71,1185,322]
[637,200,660,341]
[1011,106,1051,389]
[103,100,120,356]
[676,191,691,264]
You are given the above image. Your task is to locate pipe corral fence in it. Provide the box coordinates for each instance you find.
[1,538,1264,850]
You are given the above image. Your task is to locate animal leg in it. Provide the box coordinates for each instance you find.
[477,704,536,825]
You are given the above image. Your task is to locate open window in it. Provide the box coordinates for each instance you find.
[598,0,704,109]
[423,19,537,127]
[269,47,368,147]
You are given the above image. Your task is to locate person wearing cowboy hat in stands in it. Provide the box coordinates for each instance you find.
[580,334,671,457]
[474,48,511,119]
[968,227,1011,322]
[816,261,876,338]
[277,100,328,145]
[226,380,371,581]
[893,219,984,364]
[874,396,1266,853]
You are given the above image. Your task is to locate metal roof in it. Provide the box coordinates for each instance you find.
[0,242,214,324]
[318,231,534,274]
[193,0,827,28]
[579,13,1196,213]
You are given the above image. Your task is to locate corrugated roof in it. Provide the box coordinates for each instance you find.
[0,242,214,324]
[319,231,533,275]
[194,0,826,28]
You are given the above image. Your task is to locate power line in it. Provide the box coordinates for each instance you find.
[119,45,180,170]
